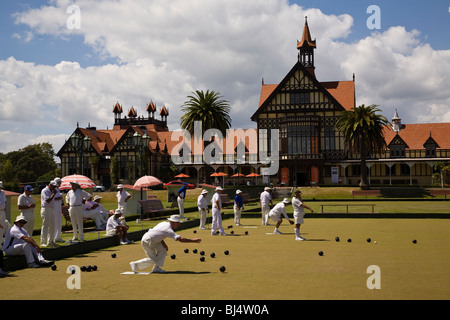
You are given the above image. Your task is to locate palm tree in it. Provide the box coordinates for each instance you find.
[180,90,232,136]
[180,90,232,183]
[335,104,390,189]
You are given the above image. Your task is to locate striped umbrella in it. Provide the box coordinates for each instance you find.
[60,174,97,190]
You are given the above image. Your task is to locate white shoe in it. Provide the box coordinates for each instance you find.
[295,237,305,241]
[151,266,165,274]
[273,229,282,235]
[130,262,137,273]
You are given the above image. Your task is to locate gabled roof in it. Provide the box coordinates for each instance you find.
[252,61,354,121]
[384,123,450,150]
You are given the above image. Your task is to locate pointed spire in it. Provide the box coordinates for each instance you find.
[297,16,316,49]
[128,107,137,118]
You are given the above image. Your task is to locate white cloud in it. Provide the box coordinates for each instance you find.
[1,0,449,157]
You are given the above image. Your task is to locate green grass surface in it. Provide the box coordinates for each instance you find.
[2,217,450,300]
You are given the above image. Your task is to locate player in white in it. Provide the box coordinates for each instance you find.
[197,189,209,230]
[292,190,314,241]
[268,198,294,234]
[65,181,92,243]
[129,215,201,273]
[260,187,273,225]
[211,187,227,236]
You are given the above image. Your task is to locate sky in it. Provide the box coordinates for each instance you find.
[0,0,449,159]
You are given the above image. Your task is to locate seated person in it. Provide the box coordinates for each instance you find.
[3,216,54,268]
[82,198,107,231]
[106,209,132,245]
[92,195,113,221]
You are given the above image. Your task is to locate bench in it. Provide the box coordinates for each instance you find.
[430,189,450,199]
[61,205,104,230]
[219,194,233,207]
[240,193,258,205]
[320,204,376,214]
[351,189,381,199]
[138,199,171,219]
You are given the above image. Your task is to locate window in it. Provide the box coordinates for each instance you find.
[290,93,310,104]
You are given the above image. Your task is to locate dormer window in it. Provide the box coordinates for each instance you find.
[423,136,440,158]
[388,134,408,158]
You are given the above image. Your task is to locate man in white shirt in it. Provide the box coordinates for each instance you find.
[260,187,273,225]
[17,185,36,236]
[92,195,112,221]
[106,209,131,244]
[40,181,58,247]
[292,190,314,241]
[4,216,53,268]
[116,184,131,217]
[65,181,92,242]
[82,198,107,230]
[211,187,227,236]
[197,189,209,230]
[129,215,201,274]
[53,178,65,243]
[268,198,294,234]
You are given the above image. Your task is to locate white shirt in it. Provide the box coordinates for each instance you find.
[4,224,29,249]
[106,215,122,231]
[292,197,304,216]
[66,188,92,206]
[0,190,6,211]
[197,194,207,209]
[260,191,272,206]
[142,221,181,243]
[212,192,221,209]
[41,186,55,208]
[117,189,131,205]
[18,192,35,215]
[269,202,290,220]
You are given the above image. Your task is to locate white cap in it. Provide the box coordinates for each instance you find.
[15,215,27,223]
[264,187,271,191]
[50,180,58,186]
[168,215,182,223]
[117,184,124,189]
[215,186,223,191]
[236,190,242,194]
[114,209,123,215]
[54,177,63,184]
[201,189,208,195]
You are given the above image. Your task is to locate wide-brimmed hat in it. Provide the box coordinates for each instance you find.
[70,181,81,187]
[215,186,223,191]
[168,215,182,223]
[201,189,208,195]
[282,198,291,204]
[93,195,102,201]
[114,209,123,216]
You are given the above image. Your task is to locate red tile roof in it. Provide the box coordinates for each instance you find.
[384,122,450,150]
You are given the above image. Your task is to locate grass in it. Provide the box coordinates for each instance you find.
[2,217,450,300]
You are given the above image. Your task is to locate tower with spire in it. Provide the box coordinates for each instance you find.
[297,16,316,77]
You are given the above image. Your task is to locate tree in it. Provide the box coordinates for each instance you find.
[335,104,390,189]
[180,90,232,184]
[180,90,232,136]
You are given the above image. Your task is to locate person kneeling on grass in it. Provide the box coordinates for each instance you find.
[129,215,201,274]
[106,209,132,245]
[268,198,294,234]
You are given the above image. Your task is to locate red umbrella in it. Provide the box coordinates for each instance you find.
[211,172,227,177]
[133,175,163,188]
[175,173,190,178]
[231,173,245,177]
[246,173,261,177]
[60,174,96,190]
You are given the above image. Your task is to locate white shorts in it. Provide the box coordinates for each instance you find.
[269,212,281,222]
[294,212,304,224]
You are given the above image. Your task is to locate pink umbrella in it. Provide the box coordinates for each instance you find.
[60,174,97,190]
[133,175,163,189]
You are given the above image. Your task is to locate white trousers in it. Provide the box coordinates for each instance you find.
[69,206,84,241]
[40,207,55,246]
[234,205,242,225]
[131,237,167,270]
[261,204,270,225]
[211,208,224,234]
[83,210,106,229]
[53,203,63,240]
[177,197,185,218]
[21,211,35,237]
[198,207,207,229]
[0,210,8,249]
[4,243,42,264]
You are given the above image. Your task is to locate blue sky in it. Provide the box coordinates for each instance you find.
[0,0,449,156]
